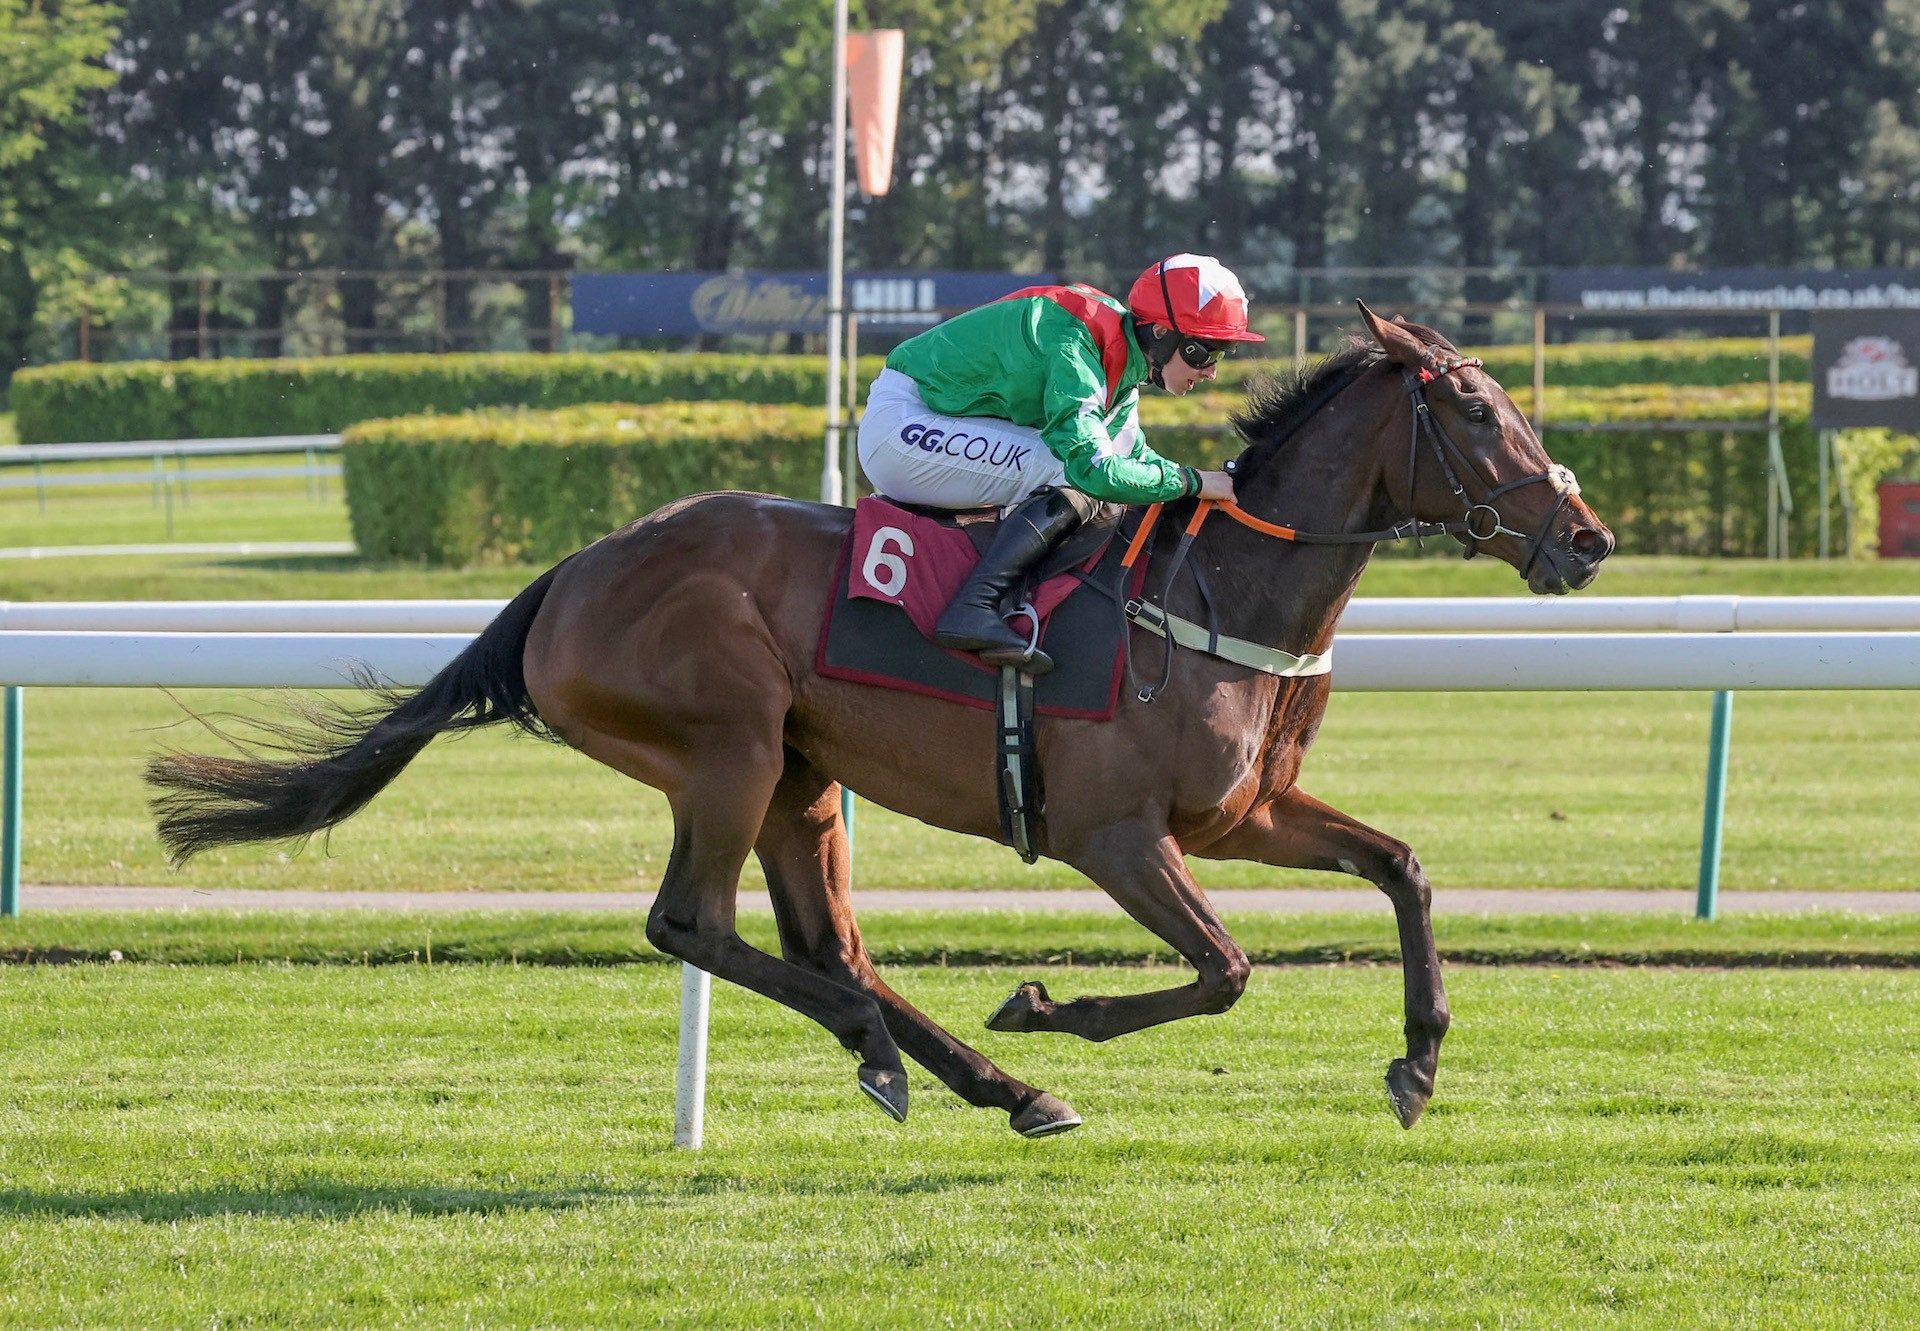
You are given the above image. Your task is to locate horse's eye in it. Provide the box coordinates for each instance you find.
[1466,404,1490,424]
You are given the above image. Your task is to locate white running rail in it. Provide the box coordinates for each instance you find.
[6,594,1920,634]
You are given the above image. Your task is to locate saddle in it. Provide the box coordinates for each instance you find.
[817,496,1148,863]
[816,496,1141,720]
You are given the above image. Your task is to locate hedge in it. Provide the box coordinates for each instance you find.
[9,352,896,445]
[341,403,829,565]
[14,336,1813,444]
[341,382,1894,565]
[1470,336,1810,391]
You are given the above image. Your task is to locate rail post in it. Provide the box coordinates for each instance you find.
[2,687,21,918]
[673,963,711,1148]
[1695,689,1734,920]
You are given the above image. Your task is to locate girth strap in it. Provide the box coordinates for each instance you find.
[995,664,1040,863]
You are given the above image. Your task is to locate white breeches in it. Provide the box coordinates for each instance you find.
[856,368,1068,509]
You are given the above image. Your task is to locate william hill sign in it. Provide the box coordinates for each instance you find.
[1813,311,1920,430]
[572,271,1050,337]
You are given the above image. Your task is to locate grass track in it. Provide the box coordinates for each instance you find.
[14,683,1918,891]
[13,908,1920,968]
[2,961,1918,1326]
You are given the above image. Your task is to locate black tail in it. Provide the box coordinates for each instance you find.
[146,559,571,864]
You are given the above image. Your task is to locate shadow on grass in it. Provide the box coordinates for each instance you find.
[0,1182,627,1222]
[677,1168,1011,1200]
[0,1168,1010,1222]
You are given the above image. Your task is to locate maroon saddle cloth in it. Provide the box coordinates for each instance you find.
[815,497,1146,720]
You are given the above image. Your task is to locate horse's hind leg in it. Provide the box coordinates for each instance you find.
[621,733,911,1122]
[754,752,1081,1138]
[1196,785,1449,1129]
[987,823,1252,1043]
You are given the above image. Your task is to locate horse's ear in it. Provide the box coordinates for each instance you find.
[1357,299,1429,370]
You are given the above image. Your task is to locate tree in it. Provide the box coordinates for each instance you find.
[0,0,120,379]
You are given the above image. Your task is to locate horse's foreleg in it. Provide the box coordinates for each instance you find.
[754,754,1080,1137]
[988,825,1251,1043]
[1197,786,1449,1128]
[633,733,910,1123]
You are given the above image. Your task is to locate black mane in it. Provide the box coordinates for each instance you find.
[1228,320,1460,477]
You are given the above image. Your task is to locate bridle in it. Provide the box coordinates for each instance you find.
[1148,351,1577,578]
[1394,356,1574,579]
[1108,350,1580,701]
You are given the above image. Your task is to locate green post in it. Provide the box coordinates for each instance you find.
[841,787,856,879]
[3,686,22,918]
[1695,690,1734,921]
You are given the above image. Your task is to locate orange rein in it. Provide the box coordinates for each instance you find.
[1118,499,1296,572]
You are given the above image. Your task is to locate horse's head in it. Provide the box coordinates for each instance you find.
[1358,301,1613,595]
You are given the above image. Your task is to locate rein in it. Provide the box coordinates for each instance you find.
[1111,352,1573,699]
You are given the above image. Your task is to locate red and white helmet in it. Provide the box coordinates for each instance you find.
[1127,254,1266,343]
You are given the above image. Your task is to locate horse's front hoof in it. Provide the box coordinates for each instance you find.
[1010,1092,1082,1138]
[859,1066,909,1122]
[1384,1058,1432,1129]
[986,980,1052,1032]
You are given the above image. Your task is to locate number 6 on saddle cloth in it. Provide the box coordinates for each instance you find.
[815,495,1145,721]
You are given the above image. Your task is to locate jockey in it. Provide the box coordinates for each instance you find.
[856,254,1265,675]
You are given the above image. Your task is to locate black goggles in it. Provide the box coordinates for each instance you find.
[1175,337,1232,369]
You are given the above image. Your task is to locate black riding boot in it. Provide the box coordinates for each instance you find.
[934,488,1084,675]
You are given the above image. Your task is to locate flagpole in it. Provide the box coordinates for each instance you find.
[822,0,849,507]
[824,0,858,867]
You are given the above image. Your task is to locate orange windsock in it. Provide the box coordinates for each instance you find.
[846,29,904,198]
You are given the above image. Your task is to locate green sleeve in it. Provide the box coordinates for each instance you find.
[1038,334,1195,504]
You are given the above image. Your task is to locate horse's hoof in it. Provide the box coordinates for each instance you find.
[858,1066,909,1122]
[986,980,1052,1032]
[1384,1058,1431,1129]
[1010,1093,1082,1138]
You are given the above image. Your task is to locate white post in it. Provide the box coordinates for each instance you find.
[821,0,849,506]
[673,963,712,1149]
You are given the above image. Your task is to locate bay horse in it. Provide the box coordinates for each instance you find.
[148,304,1612,1138]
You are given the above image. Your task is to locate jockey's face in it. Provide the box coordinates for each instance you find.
[1158,341,1219,395]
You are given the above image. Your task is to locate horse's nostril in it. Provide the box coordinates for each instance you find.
[1569,527,1609,561]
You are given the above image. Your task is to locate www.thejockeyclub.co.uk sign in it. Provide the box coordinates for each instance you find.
[1547,267,1920,312]
[1812,311,1920,430]
[571,271,1052,337]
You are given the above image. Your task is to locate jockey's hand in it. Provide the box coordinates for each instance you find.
[1195,469,1237,503]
